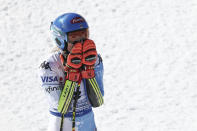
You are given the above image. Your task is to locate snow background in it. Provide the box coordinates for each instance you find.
[0,0,197,130]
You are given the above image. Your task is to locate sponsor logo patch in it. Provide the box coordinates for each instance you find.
[40,61,52,71]
[41,76,58,83]
[70,17,85,24]
[45,86,63,93]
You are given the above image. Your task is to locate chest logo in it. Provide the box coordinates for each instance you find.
[41,76,58,83]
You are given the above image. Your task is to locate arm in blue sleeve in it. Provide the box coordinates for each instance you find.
[94,55,104,96]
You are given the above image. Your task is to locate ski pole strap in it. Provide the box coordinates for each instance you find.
[72,83,81,131]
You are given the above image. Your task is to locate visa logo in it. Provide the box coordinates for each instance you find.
[41,76,58,83]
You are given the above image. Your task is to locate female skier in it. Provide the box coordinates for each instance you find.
[39,13,104,131]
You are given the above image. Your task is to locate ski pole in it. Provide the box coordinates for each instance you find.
[60,113,64,131]
[72,82,81,131]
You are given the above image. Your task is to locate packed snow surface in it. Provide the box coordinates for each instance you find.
[0,0,197,131]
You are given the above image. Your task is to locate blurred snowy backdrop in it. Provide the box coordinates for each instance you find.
[0,0,197,131]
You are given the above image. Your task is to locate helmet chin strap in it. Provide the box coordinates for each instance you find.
[62,40,69,54]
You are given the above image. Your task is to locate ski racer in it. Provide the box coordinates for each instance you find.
[39,13,104,131]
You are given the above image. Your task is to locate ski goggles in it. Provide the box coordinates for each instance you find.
[50,22,67,41]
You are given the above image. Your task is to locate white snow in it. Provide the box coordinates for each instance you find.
[0,0,197,131]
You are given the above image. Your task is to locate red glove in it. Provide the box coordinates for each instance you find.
[81,39,97,79]
[60,42,82,82]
